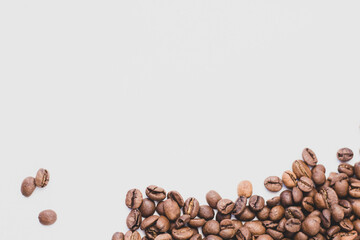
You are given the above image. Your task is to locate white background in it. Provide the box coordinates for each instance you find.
[1,1,360,239]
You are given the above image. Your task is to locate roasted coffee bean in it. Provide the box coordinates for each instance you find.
[351,199,360,218]
[232,220,243,231]
[202,220,220,236]
[184,198,200,218]
[267,197,280,208]
[302,217,321,236]
[205,190,221,209]
[126,209,142,230]
[266,228,283,240]
[244,220,266,236]
[246,196,263,213]
[335,230,358,240]
[156,201,165,215]
[331,204,344,223]
[125,231,141,240]
[264,176,283,192]
[188,218,206,228]
[263,220,278,229]
[156,216,170,232]
[145,226,159,240]
[280,190,293,207]
[355,162,360,179]
[337,148,354,162]
[340,218,353,231]
[292,160,312,179]
[338,163,354,177]
[146,185,166,201]
[269,205,285,222]
[339,200,352,217]
[349,180,360,198]
[233,196,247,216]
[235,207,255,221]
[285,218,301,233]
[237,180,253,198]
[21,176,36,197]
[285,206,305,221]
[276,218,286,232]
[140,198,156,218]
[236,226,252,240]
[35,168,50,188]
[126,189,143,209]
[302,148,318,167]
[302,196,315,212]
[219,219,236,239]
[282,170,297,189]
[216,211,231,222]
[334,176,349,198]
[353,220,360,234]
[164,199,181,221]
[315,187,338,209]
[204,235,221,240]
[38,209,57,225]
[327,225,340,238]
[320,209,331,229]
[112,232,125,240]
[257,206,270,221]
[312,166,326,186]
[155,233,172,240]
[175,215,191,229]
[298,176,315,192]
[189,234,202,240]
[217,199,235,215]
[141,215,159,230]
[256,234,273,240]
[198,205,214,220]
[292,186,304,204]
[167,191,185,207]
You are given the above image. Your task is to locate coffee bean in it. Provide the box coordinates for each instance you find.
[198,205,214,220]
[301,217,321,236]
[266,229,283,240]
[164,199,181,221]
[337,148,353,162]
[269,205,285,222]
[315,187,338,209]
[168,191,185,207]
[189,234,202,240]
[38,209,57,225]
[237,180,252,198]
[156,216,170,232]
[302,196,315,212]
[257,206,270,221]
[235,226,251,240]
[280,190,293,207]
[145,226,159,240]
[282,170,297,189]
[302,148,318,167]
[312,167,326,186]
[219,219,236,239]
[331,204,344,222]
[340,218,353,231]
[188,218,206,228]
[217,199,235,215]
[125,231,141,240]
[126,209,142,230]
[35,168,50,188]
[146,185,166,201]
[355,162,360,179]
[339,199,352,217]
[249,195,265,212]
[349,180,360,198]
[256,234,273,240]
[298,176,315,192]
[266,196,280,208]
[235,207,255,221]
[21,176,36,197]
[244,220,266,236]
[205,190,221,209]
[320,209,331,229]
[233,196,247,216]
[292,186,303,204]
[285,206,305,221]
[204,235,222,240]
[112,232,125,240]
[155,233,172,240]
[292,160,312,179]
[141,215,159,230]
[338,163,354,176]
[183,197,200,218]
[126,189,143,209]
[202,220,220,236]
[285,218,301,233]
[175,215,191,229]
[264,176,283,192]
[140,198,156,218]
[156,201,165,216]
[216,211,232,222]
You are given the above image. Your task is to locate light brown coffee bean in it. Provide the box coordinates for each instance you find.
[184,198,200,218]
[156,216,170,232]
[140,198,156,218]
[168,191,185,207]
[164,199,181,221]
[155,233,172,240]
[127,209,142,231]
[125,231,141,240]
[237,180,252,198]
[302,148,318,167]
[264,176,283,192]
[21,176,36,197]
[35,168,50,188]
[126,189,143,209]
[172,227,194,240]
[38,209,57,225]
[146,185,166,201]
[298,176,315,192]
[112,232,125,240]
[205,190,222,209]
[203,220,220,236]
[337,148,353,162]
[292,160,312,179]
[198,205,214,220]
[217,199,235,215]
[282,171,297,188]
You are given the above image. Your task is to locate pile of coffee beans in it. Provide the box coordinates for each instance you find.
[21,168,57,226]
[113,147,360,240]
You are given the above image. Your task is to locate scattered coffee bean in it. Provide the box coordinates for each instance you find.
[205,190,221,209]
[35,168,50,188]
[38,209,57,225]
[217,199,234,215]
[237,180,252,198]
[112,232,124,240]
[302,148,318,167]
[264,176,283,192]
[146,185,166,201]
[337,148,354,162]
[21,176,36,197]
[126,189,143,209]
[282,170,297,188]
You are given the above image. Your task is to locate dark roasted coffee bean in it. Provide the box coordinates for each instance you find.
[285,206,304,221]
[302,148,318,167]
[257,206,270,221]
[340,218,353,231]
[237,180,253,198]
[112,232,125,240]
[35,168,50,188]
[338,163,354,177]
[175,215,191,229]
[21,176,36,197]
[292,160,312,179]
[167,191,185,207]
[127,209,142,231]
[183,198,200,218]
[269,205,285,222]
[233,196,247,216]
[188,218,206,228]
[219,219,236,239]
[146,185,166,201]
[266,197,280,208]
[217,199,235,215]
[292,186,303,204]
[155,233,172,240]
[140,198,156,217]
[202,220,220,236]
[235,207,255,221]
[331,204,344,223]
[126,189,143,209]
[337,148,354,162]
[264,176,283,192]
[244,221,266,236]
[172,227,194,240]
[339,200,352,217]
[235,226,251,240]
[320,209,331,229]
[156,216,170,232]
[302,196,315,212]
[141,215,159,230]
[280,190,293,207]
[38,209,57,225]
[285,218,301,233]
[282,170,297,189]
[266,229,283,240]
[198,205,214,220]
[298,176,315,192]
[249,195,265,212]
[164,199,181,221]
[302,217,321,236]
[205,190,221,209]
[125,231,141,240]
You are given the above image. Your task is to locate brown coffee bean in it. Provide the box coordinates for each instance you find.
[205,190,221,209]
[38,209,57,225]
[285,218,301,233]
[266,196,280,208]
[235,207,255,221]
[256,234,274,240]
[327,225,340,238]
[141,215,159,230]
[204,235,222,240]
[198,205,214,220]
[331,204,344,223]
[244,220,266,236]
[355,162,360,179]
[217,199,235,215]
[280,190,293,207]
[298,176,315,192]
[167,191,185,207]
[292,160,312,179]
[237,180,252,198]
[146,185,166,201]
[140,198,156,218]
[292,186,303,204]
[126,189,143,209]
[315,187,338,209]
[276,218,286,232]
[320,209,331,229]
[233,196,247,216]
[339,199,352,217]
[249,195,265,212]
[112,232,125,240]
[127,209,142,231]
[125,231,141,240]
[202,220,220,236]
[184,198,200,218]
[285,206,305,221]
[155,233,172,240]
[312,167,326,186]
[301,217,321,236]
[282,171,297,189]
[266,229,283,240]
[216,211,232,222]
[188,218,206,228]
[35,168,50,188]
[164,199,181,221]
[175,215,191,229]
[219,219,236,239]
[264,176,283,192]
[21,176,36,197]
[302,148,318,167]
[340,218,353,231]
[349,180,360,198]
[338,163,354,177]
[156,201,165,215]
[263,220,278,229]
[302,196,315,212]
[269,205,285,222]
[337,148,354,162]
[156,216,170,232]
[145,226,159,240]
[189,234,202,240]
[235,226,252,240]
[257,206,270,221]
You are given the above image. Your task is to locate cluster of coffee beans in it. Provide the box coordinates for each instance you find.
[21,168,57,226]
[113,147,360,240]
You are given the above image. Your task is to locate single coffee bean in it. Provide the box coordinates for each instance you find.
[269,205,285,222]
[156,201,165,215]
[282,170,297,189]
[235,226,252,240]
[302,148,318,167]
[21,176,36,197]
[276,218,286,232]
[216,211,232,222]
[112,232,125,240]
[202,220,220,236]
[292,186,303,204]
[302,217,321,236]
[266,229,283,240]
[339,200,352,217]
[164,199,181,221]
[235,207,255,221]
[145,226,159,240]
[353,220,360,234]
[337,148,354,162]
[355,162,360,179]
[126,189,143,209]
[338,163,354,177]
[146,185,166,201]
[217,199,235,215]
[198,205,214,220]
[35,168,50,188]
[349,181,360,198]
[263,220,278,229]
[249,195,265,212]
[256,234,273,240]
[189,234,202,240]
[244,220,266,236]
[331,204,344,222]
[232,220,243,231]
[312,168,326,186]
[340,218,353,231]
[167,191,185,207]
[264,176,283,192]
[219,219,236,239]
[205,190,222,209]
[125,231,141,240]
[320,209,331,229]
[302,196,315,212]
[285,218,301,233]
[156,216,170,232]
[327,225,340,238]
[285,206,305,221]
[141,215,159,230]
[184,197,200,218]
[257,206,270,221]
[266,196,280,208]
[38,209,57,225]
[233,196,247,216]
[334,176,349,198]
[140,198,156,218]
[280,190,293,207]
[204,235,222,240]
[175,215,191,229]
[315,187,338,209]
[126,209,142,230]
[298,176,315,192]
[155,233,172,240]
[237,180,253,198]
[292,160,312,179]
[188,218,206,228]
